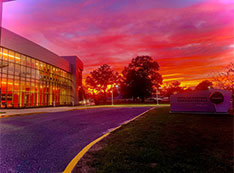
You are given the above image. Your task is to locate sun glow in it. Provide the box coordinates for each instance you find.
[3,0,233,88]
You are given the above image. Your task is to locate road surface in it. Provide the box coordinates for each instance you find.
[0,107,152,172]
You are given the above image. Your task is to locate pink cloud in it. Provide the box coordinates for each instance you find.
[2,0,234,86]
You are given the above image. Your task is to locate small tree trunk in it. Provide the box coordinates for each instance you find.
[141,96,145,102]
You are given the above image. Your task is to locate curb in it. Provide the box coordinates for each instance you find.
[63,107,155,173]
[0,105,159,119]
[0,106,110,119]
[0,112,47,118]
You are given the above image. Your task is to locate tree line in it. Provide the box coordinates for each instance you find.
[84,56,233,105]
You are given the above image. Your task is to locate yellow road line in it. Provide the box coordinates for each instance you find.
[63,107,155,173]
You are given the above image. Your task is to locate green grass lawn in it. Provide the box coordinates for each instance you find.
[74,107,233,173]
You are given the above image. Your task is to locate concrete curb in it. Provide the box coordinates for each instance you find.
[0,105,160,119]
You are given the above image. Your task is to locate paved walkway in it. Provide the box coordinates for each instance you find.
[0,104,160,117]
[0,106,90,116]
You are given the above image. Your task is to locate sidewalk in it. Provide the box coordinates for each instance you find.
[0,106,89,117]
[0,104,162,118]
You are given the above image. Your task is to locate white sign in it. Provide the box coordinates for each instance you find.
[170,89,232,113]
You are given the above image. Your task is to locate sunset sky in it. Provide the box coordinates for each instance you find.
[2,0,234,87]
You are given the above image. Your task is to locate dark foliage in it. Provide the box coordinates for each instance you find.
[162,80,183,97]
[195,80,213,90]
[86,64,119,104]
[121,56,162,102]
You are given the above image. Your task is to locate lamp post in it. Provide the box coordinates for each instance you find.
[111,84,118,106]
[156,87,161,105]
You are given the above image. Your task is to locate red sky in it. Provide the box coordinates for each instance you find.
[2,0,234,87]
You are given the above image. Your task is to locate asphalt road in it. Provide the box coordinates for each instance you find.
[0,107,152,172]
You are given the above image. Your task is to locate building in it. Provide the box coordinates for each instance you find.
[0,27,83,108]
[0,0,83,108]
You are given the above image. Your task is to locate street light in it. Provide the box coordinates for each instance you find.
[112,84,118,106]
[156,87,161,105]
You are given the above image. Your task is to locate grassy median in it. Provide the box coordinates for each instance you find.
[74,107,233,173]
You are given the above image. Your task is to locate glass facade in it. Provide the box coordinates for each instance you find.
[0,46,73,108]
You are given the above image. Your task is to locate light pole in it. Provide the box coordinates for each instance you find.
[156,87,161,105]
[111,84,118,106]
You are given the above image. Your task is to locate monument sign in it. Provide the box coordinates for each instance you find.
[170,89,232,113]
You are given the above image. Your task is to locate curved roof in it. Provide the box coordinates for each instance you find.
[0,27,70,72]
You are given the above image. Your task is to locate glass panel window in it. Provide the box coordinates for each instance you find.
[8,62,14,75]
[35,60,40,69]
[14,80,20,91]
[15,53,21,63]
[0,47,2,59]
[3,49,8,60]
[15,64,20,76]
[31,59,36,68]
[26,57,31,67]
[20,66,26,77]
[31,68,36,79]
[21,55,26,65]
[0,47,74,108]
[2,60,8,74]
[26,67,31,78]
[35,70,40,80]
[8,51,15,62]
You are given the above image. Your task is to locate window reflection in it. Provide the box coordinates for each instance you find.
[0,47,72,108]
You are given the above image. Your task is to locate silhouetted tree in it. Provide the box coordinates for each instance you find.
[86,64,119,104]
[195,80,213,90]
[213,63,234,112]
[162,80,183,97]
[213,63,234,91]
[182,87,193,93]
[121,56,162,102]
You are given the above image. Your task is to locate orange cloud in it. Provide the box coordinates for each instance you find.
[3,0,234,87]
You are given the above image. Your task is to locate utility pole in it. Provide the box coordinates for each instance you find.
[156,87,161,105]
[156,89,159,105]
[111,85,118,106]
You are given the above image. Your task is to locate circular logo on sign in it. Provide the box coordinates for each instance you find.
[209,92,224,104]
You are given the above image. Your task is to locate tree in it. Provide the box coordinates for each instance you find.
[213,63,234,112]
[121,56,162,102]
[195,80,213,90]
[182,87,193,93]
[86,64,119,104]
[162,80,183,97]
[213,63,234,91]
